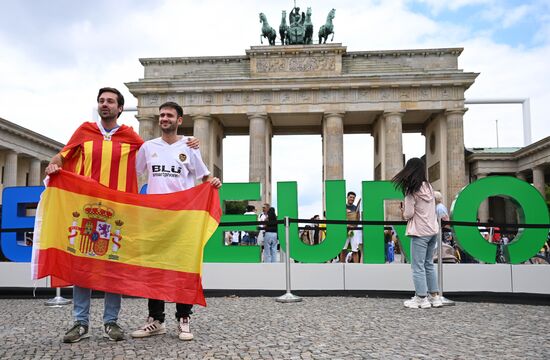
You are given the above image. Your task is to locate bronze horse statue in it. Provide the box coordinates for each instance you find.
[318,8,335,44]
[260,12,276,45]
[304,7,313,45]
[279,10,289,45]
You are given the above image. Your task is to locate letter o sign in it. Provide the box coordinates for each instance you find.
[451,176,549,264]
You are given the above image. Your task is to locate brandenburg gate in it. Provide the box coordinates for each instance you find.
[126,44,478,210]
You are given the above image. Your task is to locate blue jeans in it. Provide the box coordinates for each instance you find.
[73,285,121,325]
[410,235,439,297]
[263,232,278,262]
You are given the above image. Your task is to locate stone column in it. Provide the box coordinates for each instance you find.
[137,115,156,141]
[382,111,404,220]
[4,150,18,187]
[322,112,344,181]
[382,111,404,180]
[504,198,517,225]
[192,114,212,168]
[532,166,546,197]
[29,158,42,186]
[445,109,467,208]
[248,113,269,203]
[476,173,490,222]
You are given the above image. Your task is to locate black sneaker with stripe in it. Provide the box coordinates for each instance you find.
[63,321,90,343]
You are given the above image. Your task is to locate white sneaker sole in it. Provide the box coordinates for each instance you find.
[404,302,432,309]
[178,332,194,341]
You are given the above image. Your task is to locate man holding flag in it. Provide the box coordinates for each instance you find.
[43,88,200,343]
[130,101,221,341]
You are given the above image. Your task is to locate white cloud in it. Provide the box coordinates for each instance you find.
[413,0,494,14]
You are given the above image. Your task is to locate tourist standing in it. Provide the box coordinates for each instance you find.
[263,207,279,262]
[391,158,442,308]
[130,101,220,341]
[45,87,142,343]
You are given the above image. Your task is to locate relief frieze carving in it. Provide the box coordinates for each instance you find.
[280,91,293,103]
[419,88,431,100]
[242,93,253,104]
[223,93,234,104]
[147,94,160,105]
[319,89,332,102]
[399,90,410,100]
[256,56,336,73]
[256,58,286,72]
[173,85,461,107]
[260,92,274,103]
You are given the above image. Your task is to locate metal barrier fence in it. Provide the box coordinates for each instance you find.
[219,217,550,304]
[1,218,549,306]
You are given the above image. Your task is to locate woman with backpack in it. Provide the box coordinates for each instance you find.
[392,158,443,309]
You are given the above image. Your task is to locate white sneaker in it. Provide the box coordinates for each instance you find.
[131,317,167,338]
[178,317,194,341]
[428,294,443,308]
[404,296,431,309]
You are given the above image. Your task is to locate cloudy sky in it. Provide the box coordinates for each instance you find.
[1,0,549,217]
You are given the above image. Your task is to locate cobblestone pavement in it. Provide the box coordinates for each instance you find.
[0,296,549,359]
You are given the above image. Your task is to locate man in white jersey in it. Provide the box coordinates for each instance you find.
[131,101,221,341]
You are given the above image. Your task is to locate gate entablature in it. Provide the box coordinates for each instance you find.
[127,44,478,206]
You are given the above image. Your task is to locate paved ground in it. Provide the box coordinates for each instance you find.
[0,295,549,359]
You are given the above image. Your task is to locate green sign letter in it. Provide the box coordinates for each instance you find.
[277,181,347,262]
[451,176,550,264]
[203,182,262,263]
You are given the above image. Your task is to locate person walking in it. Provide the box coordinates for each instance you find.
[391,158,442,309]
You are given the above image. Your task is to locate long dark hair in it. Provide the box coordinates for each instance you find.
[267,207,277,222]
[391,157,427,196]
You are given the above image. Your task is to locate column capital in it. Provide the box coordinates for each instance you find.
[246,112,268,120]
[383,110,405,118]
[191,114,212,121]
[135,114,156,121]
[445,108,468,116]
[323,112,345,119]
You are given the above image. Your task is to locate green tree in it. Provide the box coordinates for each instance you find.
[224,200,248,214]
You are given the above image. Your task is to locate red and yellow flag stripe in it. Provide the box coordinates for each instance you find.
[32,170,221,306]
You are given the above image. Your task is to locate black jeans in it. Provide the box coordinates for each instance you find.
[148,299,193,323]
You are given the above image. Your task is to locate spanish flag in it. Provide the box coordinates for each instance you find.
[31,170,221,306]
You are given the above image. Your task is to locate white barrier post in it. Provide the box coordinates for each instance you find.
[276,216,302,303]
[45,287,72,307]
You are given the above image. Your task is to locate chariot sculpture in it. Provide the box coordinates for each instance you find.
[259,3,335,45]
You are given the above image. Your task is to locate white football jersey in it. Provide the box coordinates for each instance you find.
[136,137,210,194]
